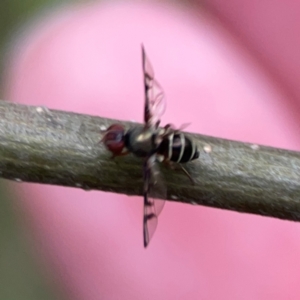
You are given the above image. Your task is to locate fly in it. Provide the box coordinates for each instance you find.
[101,45,199,247]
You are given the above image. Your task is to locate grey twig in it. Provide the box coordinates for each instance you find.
[0,100,300,221]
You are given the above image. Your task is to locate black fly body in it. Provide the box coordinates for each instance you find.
[101,46,199,247]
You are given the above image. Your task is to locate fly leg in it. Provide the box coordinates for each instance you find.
[163,159,195,185]
[176,164,195,185]
[109,151,130,168]
[160,123,190,138]
[111,150,130,159]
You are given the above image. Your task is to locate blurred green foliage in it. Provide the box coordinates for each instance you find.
[0,0,71,87]
[0,185,61,299]
[0,0,84,299]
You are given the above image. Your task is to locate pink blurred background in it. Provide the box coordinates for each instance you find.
[3,0,300,299]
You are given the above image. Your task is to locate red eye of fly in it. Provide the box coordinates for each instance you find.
[102,124,125,155]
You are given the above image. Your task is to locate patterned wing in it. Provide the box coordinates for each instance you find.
[142,45,166,128]
[143,155,166,247]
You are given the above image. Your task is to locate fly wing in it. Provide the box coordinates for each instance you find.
[142,45,166,128]
[143,155,166,247]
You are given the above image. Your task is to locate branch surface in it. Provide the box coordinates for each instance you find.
[0,100,300,221]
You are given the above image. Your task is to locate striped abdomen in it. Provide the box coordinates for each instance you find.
[157,132,199,163]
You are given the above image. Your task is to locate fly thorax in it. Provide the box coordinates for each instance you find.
[125,127,157,157]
